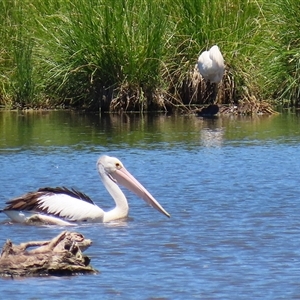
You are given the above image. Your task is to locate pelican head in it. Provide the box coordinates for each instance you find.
[97,155,170,218]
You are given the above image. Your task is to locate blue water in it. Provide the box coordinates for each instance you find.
[1,111,300,299]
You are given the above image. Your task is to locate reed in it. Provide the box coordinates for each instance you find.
[29,0,168,110]
[0,0,299,110]
[1,1,38,107]
[0,0,18,107]
[259,0,300,107]
[12,38,35,106]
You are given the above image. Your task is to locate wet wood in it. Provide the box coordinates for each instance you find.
[0,231,98,277]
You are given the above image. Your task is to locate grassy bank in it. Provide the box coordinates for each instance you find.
[0,0,299,112]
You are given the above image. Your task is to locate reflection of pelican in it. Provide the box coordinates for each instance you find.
[1,155,170,225]
[197,45,225,105]
[200,127,224,148]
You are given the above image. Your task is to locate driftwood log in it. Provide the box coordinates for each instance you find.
[0,231,98,277]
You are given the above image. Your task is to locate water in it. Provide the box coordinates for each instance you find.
[1,110,300,299]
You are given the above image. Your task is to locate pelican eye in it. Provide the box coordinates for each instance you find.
[115,162,122,169]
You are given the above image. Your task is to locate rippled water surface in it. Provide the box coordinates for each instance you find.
[1,110,300,299]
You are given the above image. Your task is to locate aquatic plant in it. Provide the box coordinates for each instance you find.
[30,0,168,111]
[259,0,300,107]
[0,0,299,111]
[0,1,38,108]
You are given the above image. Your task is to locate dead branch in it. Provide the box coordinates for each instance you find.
[0,231,98,277]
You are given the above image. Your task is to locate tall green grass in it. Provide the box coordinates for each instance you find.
[1,1,38,107]
[29,0,168,110]
[259,0,300,106]
[0,0,299,110]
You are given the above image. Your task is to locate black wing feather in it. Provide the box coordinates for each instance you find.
[2,186,95,213]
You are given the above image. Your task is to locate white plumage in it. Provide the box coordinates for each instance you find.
[197,45,225,83]
[37,194,104,222]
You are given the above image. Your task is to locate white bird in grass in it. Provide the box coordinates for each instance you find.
[196,45,225,116]
[0,155,170,225]
[197,45,225,84]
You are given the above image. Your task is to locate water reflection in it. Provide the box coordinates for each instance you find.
[200,127,224,148]
[199,118,225,148]
[1,110,300,151]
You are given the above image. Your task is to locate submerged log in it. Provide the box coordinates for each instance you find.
[0,231,98,277]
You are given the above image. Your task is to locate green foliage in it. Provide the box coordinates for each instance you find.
[260,0,300,106]
[0,1,37,107]
[0,0,300,109]
[27,0,168,108]
[12,38,35,105]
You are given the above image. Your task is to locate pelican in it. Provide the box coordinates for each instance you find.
[0,155,170,225]
[197,45,225,109]
[197,45,224,84]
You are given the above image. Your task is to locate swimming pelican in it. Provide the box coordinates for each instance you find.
[197,45,224,84]
[0,155,170,225]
